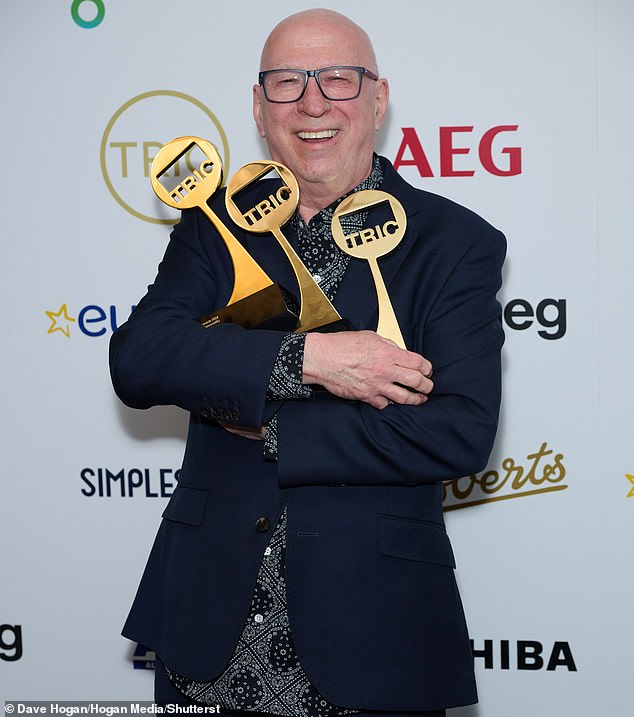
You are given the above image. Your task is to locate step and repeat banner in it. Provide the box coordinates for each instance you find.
[1,1,632,715]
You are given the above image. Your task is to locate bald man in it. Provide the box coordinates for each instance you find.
[111,9,505,716]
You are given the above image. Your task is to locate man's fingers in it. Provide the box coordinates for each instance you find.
[394,366,434,395]
[395,350,433,378]
[384,383,429,406]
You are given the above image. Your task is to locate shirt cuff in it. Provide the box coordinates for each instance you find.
[266,332,312,401]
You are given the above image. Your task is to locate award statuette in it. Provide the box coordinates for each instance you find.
[150,136,297,330]
[225,161,344,332]
[331,190,407,348]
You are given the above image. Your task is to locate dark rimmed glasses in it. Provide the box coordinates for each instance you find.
[258,65,379,103]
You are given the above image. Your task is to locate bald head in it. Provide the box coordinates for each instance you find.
[253,8,389,219]
[260,9,379,74]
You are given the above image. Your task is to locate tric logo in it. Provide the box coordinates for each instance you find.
[101,90,229,224]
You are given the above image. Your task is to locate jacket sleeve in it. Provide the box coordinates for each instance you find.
[275,226,506,487]
[109,208,287,428]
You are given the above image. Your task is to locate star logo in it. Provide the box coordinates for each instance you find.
[45,303,77,338]
[626,474,634,498]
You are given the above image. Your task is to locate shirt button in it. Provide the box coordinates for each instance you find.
[255,517,270,533]
[254,614,264,624]
[313,274,322,283]
[264,547,272,556]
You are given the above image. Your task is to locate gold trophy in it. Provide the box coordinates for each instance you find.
[150,136,297,330]
[225,161,344,332]
[331,190,407,348]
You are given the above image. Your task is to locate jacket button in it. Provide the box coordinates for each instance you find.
[255,517,270,533]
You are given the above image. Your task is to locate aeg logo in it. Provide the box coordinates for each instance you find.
[394,125,521,177]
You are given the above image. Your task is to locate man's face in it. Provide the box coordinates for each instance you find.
[253,16,388,205]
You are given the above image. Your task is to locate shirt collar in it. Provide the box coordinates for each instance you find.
[292,153,384,234]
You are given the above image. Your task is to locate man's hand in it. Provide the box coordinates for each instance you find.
[217,422,267,440]
[302,330,433,409]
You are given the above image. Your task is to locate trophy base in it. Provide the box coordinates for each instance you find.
[200,284,298,331]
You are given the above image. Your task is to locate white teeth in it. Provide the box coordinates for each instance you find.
[298,130,338,140]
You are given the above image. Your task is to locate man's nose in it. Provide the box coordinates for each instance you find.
[298,76,330,115]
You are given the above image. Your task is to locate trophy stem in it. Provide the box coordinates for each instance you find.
[369,259,406,349]
[270,228,342,331]
[198,203,275,304]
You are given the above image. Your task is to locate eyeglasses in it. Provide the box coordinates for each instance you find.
[258,65,379,103]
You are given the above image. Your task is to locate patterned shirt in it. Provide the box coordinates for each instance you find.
[165,156,384,715]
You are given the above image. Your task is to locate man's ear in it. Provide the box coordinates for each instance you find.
[253,84,266,138]
[374,78,389,131]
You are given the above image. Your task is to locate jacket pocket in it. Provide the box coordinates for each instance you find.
[161,485,208,526]
[378,515,456,567]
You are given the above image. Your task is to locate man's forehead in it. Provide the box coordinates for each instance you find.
[260,12,376,70]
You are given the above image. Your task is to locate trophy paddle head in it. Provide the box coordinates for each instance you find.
[150,136,223,210]
[225,161,299,233]
[331,190,407,261]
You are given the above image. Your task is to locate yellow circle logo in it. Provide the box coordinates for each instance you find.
[100,90,230,224]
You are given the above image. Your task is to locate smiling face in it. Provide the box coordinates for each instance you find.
[253,10,389,219]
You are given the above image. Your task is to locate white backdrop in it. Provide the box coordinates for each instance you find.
[2,2,633,715]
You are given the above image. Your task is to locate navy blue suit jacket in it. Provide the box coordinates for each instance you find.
[110,158,505,711]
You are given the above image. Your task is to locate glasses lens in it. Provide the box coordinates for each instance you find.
[262,67,364,102]
[317,67,361,100]
[263,70,306,102]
